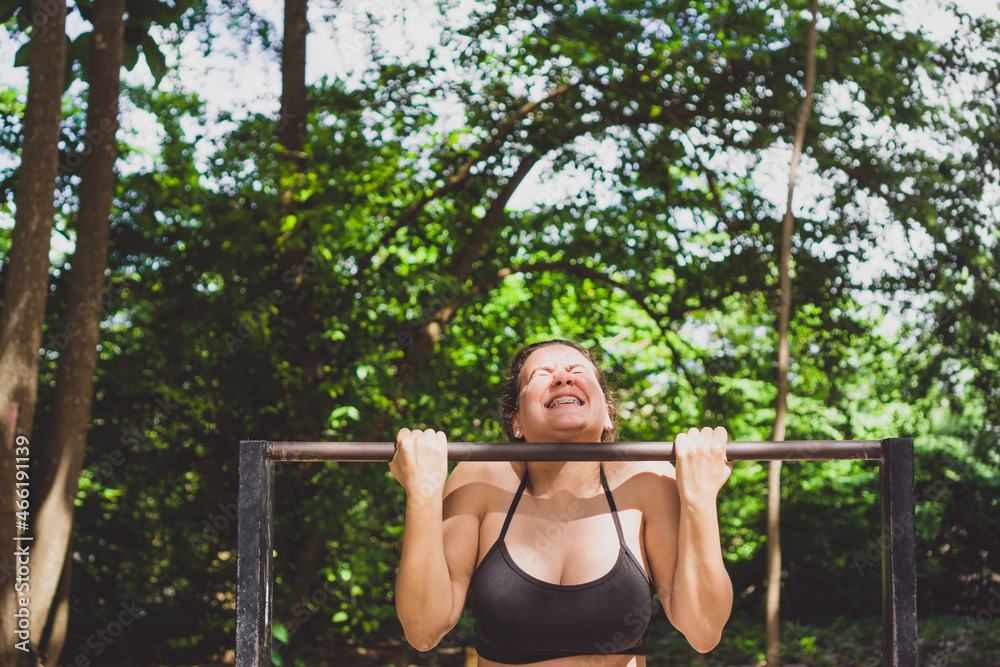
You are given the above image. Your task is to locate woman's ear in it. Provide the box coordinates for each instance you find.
[512,415,521,438]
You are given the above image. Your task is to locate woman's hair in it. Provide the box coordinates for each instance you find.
[498,339,619,443]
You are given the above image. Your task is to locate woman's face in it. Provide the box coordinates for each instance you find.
[512,344,611,443]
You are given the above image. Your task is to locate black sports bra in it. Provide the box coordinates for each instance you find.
[468,466,655,664]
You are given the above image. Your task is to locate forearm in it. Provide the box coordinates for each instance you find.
[395,494,456,649]
[670,496,733,652]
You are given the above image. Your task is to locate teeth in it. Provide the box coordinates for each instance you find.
[548,397,582,407]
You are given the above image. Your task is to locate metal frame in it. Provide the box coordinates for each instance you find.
[237,438,916,666]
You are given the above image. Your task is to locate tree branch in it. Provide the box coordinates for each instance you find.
[470,261,670,331]
[354,81,580,280]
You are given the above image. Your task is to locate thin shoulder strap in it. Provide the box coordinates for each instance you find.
[599,465,627,545]
[498,472,530,539]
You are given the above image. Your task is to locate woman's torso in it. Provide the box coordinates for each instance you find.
[468,461,658,667]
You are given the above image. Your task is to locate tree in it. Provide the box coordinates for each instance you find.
[272,0,332,633]
[278,0,308,156]
[28,1,125,664]
[767,1,819,663]
[0,0,66,663]
[0,1,253,663]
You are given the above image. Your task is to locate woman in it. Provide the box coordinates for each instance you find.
[390,339,733,665]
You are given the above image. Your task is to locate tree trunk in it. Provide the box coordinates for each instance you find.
[0,1,67,664]
[279,0,308,156]
[40,540,72,667]
[766,3,819,665]
[274,0,331,631]
[396,153,540,384]
[30,0,124,662]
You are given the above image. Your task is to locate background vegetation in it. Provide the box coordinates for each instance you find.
[0,0,998,665]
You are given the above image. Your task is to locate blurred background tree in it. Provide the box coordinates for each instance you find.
[0,0,997,664]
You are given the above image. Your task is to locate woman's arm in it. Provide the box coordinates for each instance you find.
[643,427,733,653]
[390,429,481,651]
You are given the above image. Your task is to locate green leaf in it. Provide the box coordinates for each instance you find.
[13,42,28,68]
[122,42,139,71]
[0,0,28,25]
[140,33,167,84]
[75,0,93,24]
[331,406,361,421]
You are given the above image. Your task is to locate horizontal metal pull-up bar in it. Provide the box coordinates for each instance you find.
[269,439,883,462]
[237,438,916,667]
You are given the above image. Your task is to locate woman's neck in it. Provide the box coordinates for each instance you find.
[524,460,603,498]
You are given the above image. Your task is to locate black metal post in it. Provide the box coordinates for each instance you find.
[880,437,917,666]
[237,441,274,667]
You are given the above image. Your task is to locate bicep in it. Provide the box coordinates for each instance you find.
[440,463,484,625]
[640,468,681,626]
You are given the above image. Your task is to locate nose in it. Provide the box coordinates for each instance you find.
[553,369,575,386]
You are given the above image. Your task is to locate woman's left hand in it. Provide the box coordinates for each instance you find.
[673,426,732,503]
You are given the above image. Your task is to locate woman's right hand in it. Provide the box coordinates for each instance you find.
[389,428,449,501]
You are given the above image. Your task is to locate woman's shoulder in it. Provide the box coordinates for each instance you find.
[606,459,676,484]
[443,460,524,511]
[604,459,678,509]
[442,460,523,521]
[448,459,523,487]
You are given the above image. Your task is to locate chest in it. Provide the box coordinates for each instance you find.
[477,490,648,586]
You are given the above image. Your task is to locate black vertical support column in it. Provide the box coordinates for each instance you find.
[880,437,917,666]
[237,441,274,667]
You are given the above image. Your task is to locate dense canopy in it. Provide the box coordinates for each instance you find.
[0,0,998,664]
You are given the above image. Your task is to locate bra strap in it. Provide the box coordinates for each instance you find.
[498,473,530,539]
[599,465,628,546]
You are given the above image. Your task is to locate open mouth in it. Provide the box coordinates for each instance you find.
[546,396,584,408]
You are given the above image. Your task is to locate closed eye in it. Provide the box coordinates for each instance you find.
[527,367,553,381]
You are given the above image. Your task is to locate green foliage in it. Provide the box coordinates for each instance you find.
[3,0,999,663]
[647,613,1000,666]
